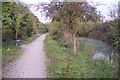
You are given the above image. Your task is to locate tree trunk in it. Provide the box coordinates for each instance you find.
[73,32,77,54]
[15,32,18,40]
[36,29,38,34]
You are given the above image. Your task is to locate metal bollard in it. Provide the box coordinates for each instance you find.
[15,39,21,46]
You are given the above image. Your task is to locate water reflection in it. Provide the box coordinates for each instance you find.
[78,37,115,62]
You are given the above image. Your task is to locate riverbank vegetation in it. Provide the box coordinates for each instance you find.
[41,1,119,78]
[45,35,118,78]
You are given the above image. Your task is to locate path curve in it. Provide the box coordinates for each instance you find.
[2,33,48,78]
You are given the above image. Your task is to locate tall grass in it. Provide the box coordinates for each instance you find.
[2,41,22,66]
[45,35,118,78]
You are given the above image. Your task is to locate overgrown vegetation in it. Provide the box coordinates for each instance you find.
[45,35,118,78]
[21,34,40,44]
[2,2,42,66]
[40,1,102,54]
[2,2,41,42]
[39,25,48,33]
[42,0,119,78]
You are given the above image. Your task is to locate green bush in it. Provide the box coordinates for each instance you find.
[39,26,47,33]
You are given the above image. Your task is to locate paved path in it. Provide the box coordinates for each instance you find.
[2,33,48,78]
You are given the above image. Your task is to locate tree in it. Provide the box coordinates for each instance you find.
[2,2,41,42]
[39,1,101,54]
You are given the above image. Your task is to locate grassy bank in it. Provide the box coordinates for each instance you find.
[2,42,22,66]
[45,35,118,78]
[22,34,40,44]
[2,34,40,66]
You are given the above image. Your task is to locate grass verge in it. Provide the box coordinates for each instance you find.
[2,42,22,67]
[44,35,118,78]
[2,34,40,66]
[22,34,40,44]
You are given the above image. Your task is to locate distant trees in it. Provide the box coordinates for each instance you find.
[108,3,120,76]
[107,4,120,50]
[40,1,102,54]
[2,2,41,42]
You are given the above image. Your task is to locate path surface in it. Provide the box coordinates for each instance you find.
[2,33,48,78]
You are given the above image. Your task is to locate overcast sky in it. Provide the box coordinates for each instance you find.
[19,0,120,24]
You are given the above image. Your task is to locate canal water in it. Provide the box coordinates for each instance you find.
[78,37,115,62]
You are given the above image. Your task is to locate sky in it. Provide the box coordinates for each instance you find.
[19,0,120,24]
